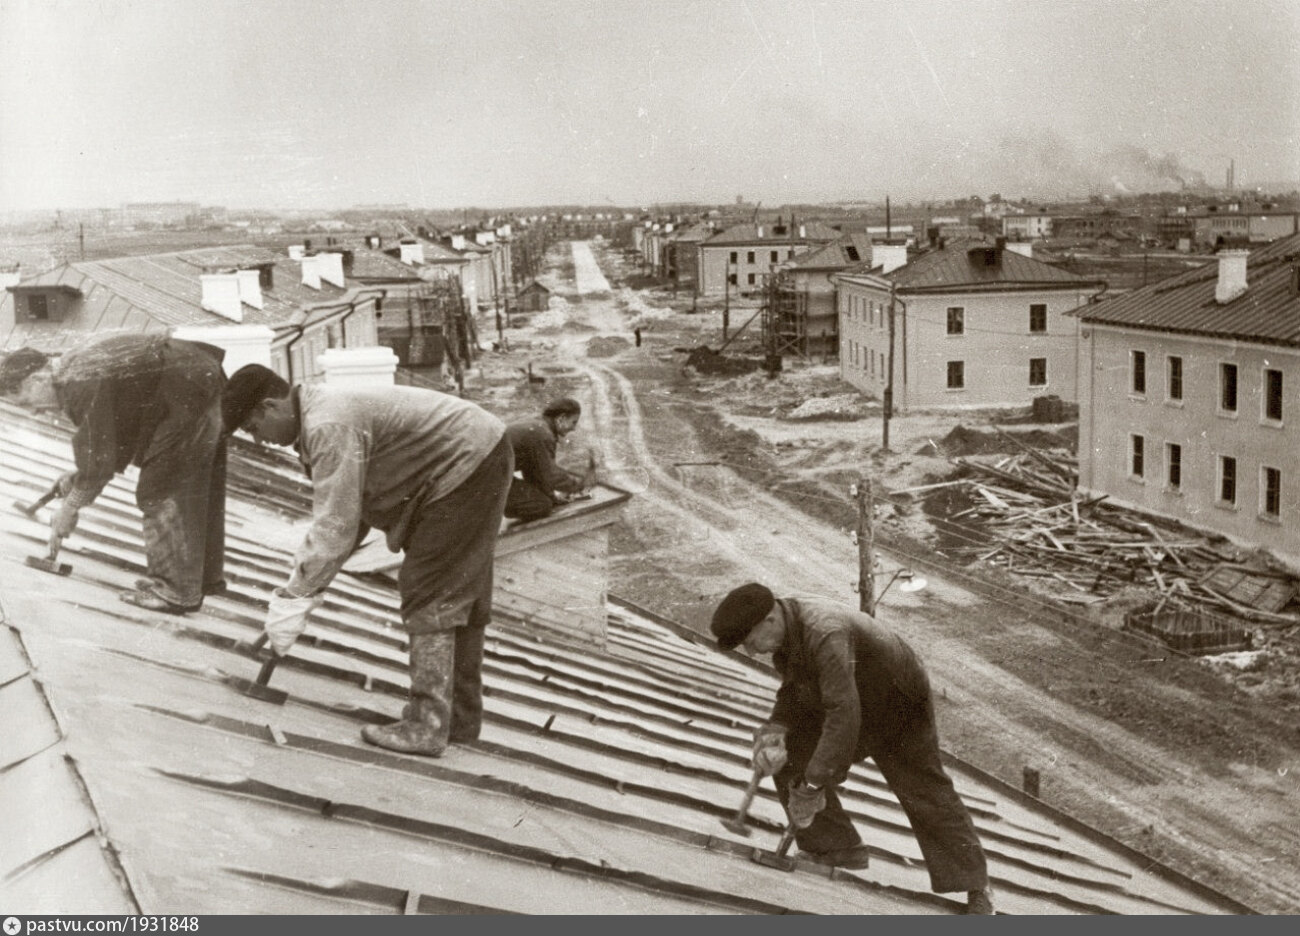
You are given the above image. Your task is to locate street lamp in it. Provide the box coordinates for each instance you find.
[875,568,927,606]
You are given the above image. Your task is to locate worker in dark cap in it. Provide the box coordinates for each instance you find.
[503,396,596,522]
[222,363,512,757]
[0,336,228,614]
[711,583,995,914]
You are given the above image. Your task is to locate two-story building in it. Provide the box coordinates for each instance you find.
[1076,235,1300,568]
[1193,210,1300,248]
[696,219,839,296]
[0,245,382,384]
[767,233,877,359]
[1002,214,1053,241]
[834,239,1103,411]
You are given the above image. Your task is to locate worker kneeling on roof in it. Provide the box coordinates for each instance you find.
[223,365,512,757]
[1,336,229,614]
[712,583,995,915]
[503,396,596,523]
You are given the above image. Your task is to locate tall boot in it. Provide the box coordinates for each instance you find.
[362,631,454,756]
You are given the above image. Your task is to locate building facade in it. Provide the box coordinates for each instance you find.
[697,220,839,295]
[1077,238,1300,568]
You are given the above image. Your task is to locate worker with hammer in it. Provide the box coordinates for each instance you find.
[0,336,229,614]
[711,583,995,914]
[503,396,596,523]
[222,364,512,756]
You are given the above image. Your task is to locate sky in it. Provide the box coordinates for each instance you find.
[1,0,1297,211]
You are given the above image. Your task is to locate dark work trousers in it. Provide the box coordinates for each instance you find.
[775,708,989,894]
[504,477,555,522]
[398,435,513,742]
[134,348,227,608]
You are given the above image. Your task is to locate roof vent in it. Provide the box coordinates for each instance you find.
[1214,249,1249,304]
[200,272,244,322]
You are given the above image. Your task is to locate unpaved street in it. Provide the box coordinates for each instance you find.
[480,240,1300,913]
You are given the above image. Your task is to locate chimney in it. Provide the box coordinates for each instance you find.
[300,254,322,290]
[1215,249,1249,304]
[319,346,399,388]
[236,269,264,310]
[450,234,466,251]
[199,272,243,322]
[399,241,425,265]
[798,224,806,238]
[756,225,764,238]
[171,324,275,374]
[287,244,306,261]
[872,244,909,274]
[317,252,346,288]
[0,265,20,290]
[366,233,382,249]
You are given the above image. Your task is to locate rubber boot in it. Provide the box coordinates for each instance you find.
[362,631,454,756]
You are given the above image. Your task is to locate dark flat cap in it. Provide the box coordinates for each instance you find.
[543,397,581,419]
[222,364,289,433]
[711,583,775,650]
[0,347,50,395]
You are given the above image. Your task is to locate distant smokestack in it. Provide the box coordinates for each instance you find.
[1215,249,1249,304]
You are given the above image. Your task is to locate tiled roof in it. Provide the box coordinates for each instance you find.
[1078,234,1300,346]
[702,221,841,247]
[886,241,1096,291]
[0,400,1251,914]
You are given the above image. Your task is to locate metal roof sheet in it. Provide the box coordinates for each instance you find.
[702,221,841,247]
[1078,234,1300,346]
[888,241,1094,291]
[0,400,1252,914]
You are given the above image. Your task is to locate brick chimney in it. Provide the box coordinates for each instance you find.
[319,346,398,387]
[172,324,275,374]
[200,272,243,322]
[1215,249,1249,304]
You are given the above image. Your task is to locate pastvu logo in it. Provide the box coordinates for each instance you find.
[3,917,21,936]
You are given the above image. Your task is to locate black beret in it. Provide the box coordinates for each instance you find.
[711,583,775,650]
[222,364,289,433]
[0,347,51,395]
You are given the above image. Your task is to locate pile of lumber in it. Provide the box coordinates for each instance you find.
[930,446,1298,626]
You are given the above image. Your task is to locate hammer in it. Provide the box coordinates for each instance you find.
[25,531,72,577]
[222,633,289,705]
[13,482,60,517]
[720,767,763,837]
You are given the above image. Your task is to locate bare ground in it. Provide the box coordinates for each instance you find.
[469,239,1300,914]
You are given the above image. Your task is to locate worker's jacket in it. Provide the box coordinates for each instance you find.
[770,597,933,788]
[505,417,583,502]
[287,383,505,596]
[54,335,225,499]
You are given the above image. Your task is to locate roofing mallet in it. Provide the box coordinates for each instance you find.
[720,767,763,837]
[223,633,289,705]
[13,481,60,518]
[752,820,798,872]
[26,534,72,577]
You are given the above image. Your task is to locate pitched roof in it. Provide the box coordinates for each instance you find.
[702,221,841,247]
[1078,234,1300,346]
[788,233,876,270]
[885,241,1097,292]
[0,400,1251,914]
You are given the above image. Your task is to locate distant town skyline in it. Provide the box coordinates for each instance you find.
[1,0,1296,212]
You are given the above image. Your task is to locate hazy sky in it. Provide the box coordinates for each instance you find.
[1,0,1297,210]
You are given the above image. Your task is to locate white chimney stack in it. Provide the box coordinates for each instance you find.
[0,266,20,290]
[300,255,322,290]
[287,244,306,261]
[172,324,275,374]
[871,244,909,274]
[1215,249,1249,304]
[399,242,425,265]
[1005,242,1034,259]
[319,346,399,388]
[200,272,243,322]
[450,234,466,251]
[799,224,806,238]
[236,269,264,309]
[756,225,764,237]
[317,252,346,288]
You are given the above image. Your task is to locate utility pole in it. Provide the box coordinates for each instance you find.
[854,477,875,614]
[883,282,897,452]
[723,271,731,342]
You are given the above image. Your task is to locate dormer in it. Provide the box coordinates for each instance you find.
[9,284,81,323]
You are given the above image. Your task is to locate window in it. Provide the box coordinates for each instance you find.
[1262,467,1281,518]
[946,306,965,335]
[747,251,756,264]
[729,251,738,265]
[1029,358,1047,386]
[26,294,49,321]
[770,250,779,263]
[1220,363,1238,412]
[1131,435,1145,478]
[747,273,756,285]
[1219,455,1237,505]
[1265,369,1283,421]
[1131,351,1146,394]
[1029,303,1047,333]
[728,273,737,286]
[1167,356,1183,401]
[788,250,795,259]
[947,361,965,389]
[1167,443,1181,490]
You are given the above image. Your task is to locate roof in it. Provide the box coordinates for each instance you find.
[1078,233,1300,346]
[344,248,426,282]
[877,240,1097,292]
[701,221,841,248]
[518,280,552,294]
[0,399,1252,914]
[788,234,876,270]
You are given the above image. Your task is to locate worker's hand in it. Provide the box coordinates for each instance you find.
[263,587,323,656]
[54,471,78,497]
[579,451,598,490]
[49,502,79,544]
[787,782,826,829]
[752,722,788,777]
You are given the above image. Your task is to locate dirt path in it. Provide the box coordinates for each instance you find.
[504,241,1300,913]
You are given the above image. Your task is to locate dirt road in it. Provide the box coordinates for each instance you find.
[492,240,1300,913]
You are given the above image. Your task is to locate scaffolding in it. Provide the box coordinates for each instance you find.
[761,270,811,363]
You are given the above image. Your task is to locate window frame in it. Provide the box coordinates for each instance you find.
[1029,357,1047,387]
[946,360,965,390]
[1166,442,1182,491]
[1029,303,1047,333]
[1130,434,1145,479]
[1219,362,1238,414]
[1263,368,1283,423]
[1261,465,1281,518]
[1218,454,1237,506]
[746,250,756,264]
[1131,350,1146,396]
[946,306,965,336]
[1167,355,1183,402]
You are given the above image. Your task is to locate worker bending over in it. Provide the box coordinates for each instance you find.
[711,583,995,915]
[503,396,595,522]
[222,365,512,756]
[1,336,228,614]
